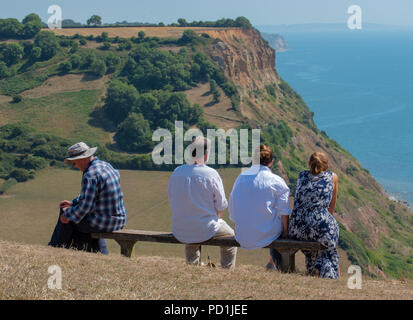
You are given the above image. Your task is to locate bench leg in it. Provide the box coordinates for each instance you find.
[115,240,136,257]
[279,249,297,273]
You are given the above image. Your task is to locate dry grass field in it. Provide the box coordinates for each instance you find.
[1,240,412,300]
[52,27,236,39]
[0,167,352,272]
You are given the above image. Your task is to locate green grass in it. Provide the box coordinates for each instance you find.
[0,89,110,144]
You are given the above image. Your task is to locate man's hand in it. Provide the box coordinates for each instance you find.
[60,209,70,224]
[60,200,72,209]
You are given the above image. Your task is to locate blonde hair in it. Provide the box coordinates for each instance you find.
[309,152,329,175]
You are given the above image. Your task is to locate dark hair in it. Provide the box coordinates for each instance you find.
[309,152,329,175]
[258,144,273,166]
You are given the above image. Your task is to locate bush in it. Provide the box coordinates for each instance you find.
[104,80,139,125]
[12,94,22,103]
[30,46,42,61]
[99,42,111,50]
[34,31,60,60]
[105,53,121,73]
[58,61,72,74]
[90,59,107,77]
[0,61,9,79]
[9,168,34,182]
[114,113,154,152]
[0,178,17,194]
[15,155,47,170]
[1,42,24,66]
[69,54,81,69]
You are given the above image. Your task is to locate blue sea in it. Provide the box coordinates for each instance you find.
[275,31,413,208]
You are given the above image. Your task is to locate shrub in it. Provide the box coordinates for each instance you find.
[90,59,106,77]
[2,42,24,66]
[34,31,60,60]
[9,168,34,182]
[58,61,72,74]
[0,61,9,79]
[114,113,154,152]
[69,54,81,69]
[15,155,47,170]
[0,178,18,194]
[12,94,22,103]
[105,53,121,73]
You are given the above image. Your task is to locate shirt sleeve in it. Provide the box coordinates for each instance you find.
[212,174,228,212]
[64,176,98,223]
[71,195,81,206]
[273,179,290,216]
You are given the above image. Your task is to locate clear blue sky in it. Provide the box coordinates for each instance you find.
[2,0,413,26]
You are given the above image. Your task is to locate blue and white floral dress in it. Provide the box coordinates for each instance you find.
[288,170,339,279]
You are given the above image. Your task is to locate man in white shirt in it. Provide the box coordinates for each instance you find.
[167,137,237,269]
[229,144,290,270]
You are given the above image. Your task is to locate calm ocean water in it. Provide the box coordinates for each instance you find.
[276,31,413,207]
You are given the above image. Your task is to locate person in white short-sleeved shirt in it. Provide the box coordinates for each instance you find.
[167,137,237,269]
[229,144,290,270]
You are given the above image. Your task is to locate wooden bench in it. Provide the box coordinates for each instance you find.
[91,229,326,273]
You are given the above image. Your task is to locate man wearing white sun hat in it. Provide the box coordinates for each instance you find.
[48,142,127,254]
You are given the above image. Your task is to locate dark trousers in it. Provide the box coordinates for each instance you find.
[270,248,282,269]
[48,209,108,254]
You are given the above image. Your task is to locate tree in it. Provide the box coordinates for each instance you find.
[0,62,8,79]
[177,18,188,27]
[0,18,22,38]
[29,46,41,61]
[58,61,72,74]
[99,42,111,50]
[21,22,41,39]
[138,31,145,39]
[105,53,120,73]
[178,29,200,45]
[114,113,153,152]
[82,52,97,69]
[87,15,102,26]
[34,31,60,60]
[104,80,139,125]
[22,13,42,26]
[21,13,42,38]
[70,41,79,53]
[69,54,81,68]
[1,42,24,66]
[90,59,106,77]
[209,79,220,103]
[235,16,253,29]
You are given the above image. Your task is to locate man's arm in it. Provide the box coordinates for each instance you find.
[281,215,289,238]
[63,176,98,223]
[212,175,228,218]
[275,181,291,238]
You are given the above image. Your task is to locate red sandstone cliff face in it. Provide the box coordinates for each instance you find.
[203,29,278,96]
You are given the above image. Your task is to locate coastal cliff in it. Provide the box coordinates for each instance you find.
[196,27,413,278]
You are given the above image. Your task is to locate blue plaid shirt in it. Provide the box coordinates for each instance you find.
[65,157,127,232]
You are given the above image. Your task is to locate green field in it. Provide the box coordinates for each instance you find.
[0,166,351,271]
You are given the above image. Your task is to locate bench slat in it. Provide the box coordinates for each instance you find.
[91,229,326,250]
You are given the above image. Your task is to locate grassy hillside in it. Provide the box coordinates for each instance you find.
[0,22,412,279]
[1,240,412,300]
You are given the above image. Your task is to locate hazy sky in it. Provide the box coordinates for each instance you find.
[2,0,413,26]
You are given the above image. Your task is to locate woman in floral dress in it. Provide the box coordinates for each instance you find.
[289,152,339,279]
